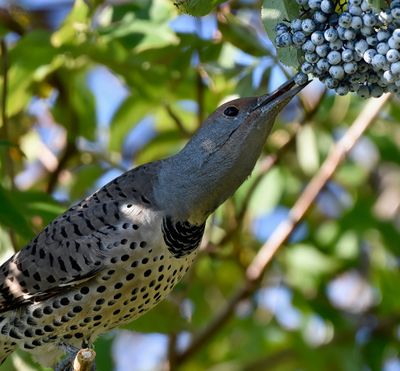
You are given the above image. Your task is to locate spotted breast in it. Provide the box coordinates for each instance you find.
[0,164,204,366]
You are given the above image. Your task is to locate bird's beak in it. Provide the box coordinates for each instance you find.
[251,77,309,112]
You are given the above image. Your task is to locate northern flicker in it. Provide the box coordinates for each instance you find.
[0,78,304,367]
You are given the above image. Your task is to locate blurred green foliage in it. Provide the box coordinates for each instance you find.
[0,0,399,370]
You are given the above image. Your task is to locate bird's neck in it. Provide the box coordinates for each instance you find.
[154,142,258,225]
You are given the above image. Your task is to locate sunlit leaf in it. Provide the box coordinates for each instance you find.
[262,0,300,67]
[51,0,90,47]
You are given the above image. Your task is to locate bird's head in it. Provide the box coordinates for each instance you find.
[156,78,305,224]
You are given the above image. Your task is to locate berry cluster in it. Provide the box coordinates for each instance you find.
[275,0,400,97]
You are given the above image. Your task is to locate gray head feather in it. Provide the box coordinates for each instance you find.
[155,81,303,224]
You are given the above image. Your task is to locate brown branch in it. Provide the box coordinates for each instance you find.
[175,93,392,365]
[167,333,178,371]
[0,39,18,251]
[175,282,253,364]
[165,104,191,137]
[196,67,206,127]
[0,8,26,36]
[246,93,391,280]
[46,140,77,194]
[0,39,14,188]
[72,348,96,371]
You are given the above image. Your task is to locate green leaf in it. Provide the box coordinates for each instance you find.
[109,95,153,151]
[6,31,59,116]
[218,13,270,57]
[51,0,90,47]
[173,0,225,16]
[52,70,97,140]
[297,125,320,175]
[8,191,65,225]
[69,164,105,200]
[284,244,339,292]
[262,0,300,67]
[94,335,114,371]
[123,299,191,333]
[99,0,178,52]
[245,167,284,217]
[0,186,34,240]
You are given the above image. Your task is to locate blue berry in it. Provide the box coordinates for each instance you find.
[294,72,309,85]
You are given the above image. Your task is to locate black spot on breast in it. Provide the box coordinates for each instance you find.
[9,329,22,339]
[80,286,89,295]
[43,306,53,314]
[144,270,151,277]
[121,255,129,262]
[162,216,205,258]
[32,309,42,318]
[44,325,54,332]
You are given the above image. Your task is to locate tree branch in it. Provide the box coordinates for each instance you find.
[165,104,191,137]
[175,93,392,365]
[167,333,178,371]
[196,66,206,127]
[0,38,19,251]
[246,93,391,281]
[72,348,96,371]
[0,39,14,188]
[46,140,77,194]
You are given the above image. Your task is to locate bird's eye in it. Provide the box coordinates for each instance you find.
[223,106,239,117]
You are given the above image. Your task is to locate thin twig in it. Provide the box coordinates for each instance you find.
[247,93,391,280]
[175,283,253,364]
[175,93,392,365]
[165,104,191,137]
[167,333,177,371]
[196,67,205,127]
[0,39,18,251]
[46,140,77,194]
[0,39,15,188]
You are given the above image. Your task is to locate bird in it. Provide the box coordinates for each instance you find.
[0,77,304,368]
